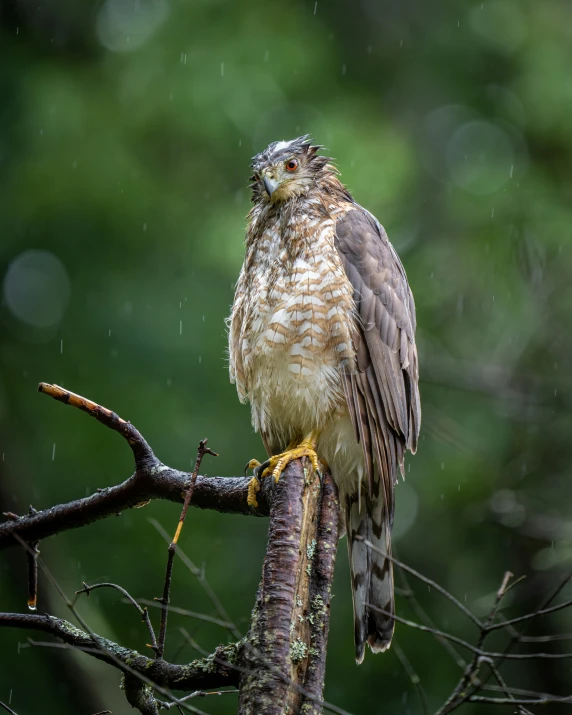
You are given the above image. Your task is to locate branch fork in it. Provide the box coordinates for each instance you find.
[0,384,340,715]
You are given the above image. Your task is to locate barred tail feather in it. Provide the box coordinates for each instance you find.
[346,491,394,664]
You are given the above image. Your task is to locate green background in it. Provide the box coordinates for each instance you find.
[1,0,571,712]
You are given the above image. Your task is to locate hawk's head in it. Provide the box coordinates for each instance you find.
[250,135,332,204]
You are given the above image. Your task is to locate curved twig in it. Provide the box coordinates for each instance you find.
[75,582,158,653]
[37,383,155,467]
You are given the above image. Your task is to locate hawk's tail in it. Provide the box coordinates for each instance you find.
[345,491,394,664]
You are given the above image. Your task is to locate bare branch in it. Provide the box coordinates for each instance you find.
[0,612,241,692]
[0,471,270,551]
[0,386,276,553]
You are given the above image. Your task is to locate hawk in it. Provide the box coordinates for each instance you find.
[228,136,420,662]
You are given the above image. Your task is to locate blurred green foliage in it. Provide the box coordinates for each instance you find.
[1,0,572,712]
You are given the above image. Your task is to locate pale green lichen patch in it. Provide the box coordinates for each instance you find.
[306,539,317,560]
[310,594,327,630]
[312,594,326,613]
[196,652,218,673]
[190,638,245,674]
[290,638,308,663]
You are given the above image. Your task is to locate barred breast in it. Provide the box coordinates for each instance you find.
[229,200,356,452]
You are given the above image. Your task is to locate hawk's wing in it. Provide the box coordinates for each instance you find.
[335,207,421,512]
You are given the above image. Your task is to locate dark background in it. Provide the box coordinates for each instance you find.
[1,0,571,713]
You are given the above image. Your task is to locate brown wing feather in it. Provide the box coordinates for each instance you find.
[335,208,421,508]
[337,207,420,658]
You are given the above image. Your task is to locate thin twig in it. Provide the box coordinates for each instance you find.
[26,540,40,610]
[468,695,572,705]
[359,537,483,628]
[367,603,572,660]
[149,519,241,640]
[484,683,572,700]
[155,440,217,660]
[75,582,158,653]
[485,598,572,632]
[520,632,572,642]
[394,548,466,669]
[393,640,429,715]
[159,689,239,710]
[131,598,234,630]
[0,702,18,715]
[481,655,525,714]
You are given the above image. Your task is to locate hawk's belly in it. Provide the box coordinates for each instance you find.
[245,255,356,449]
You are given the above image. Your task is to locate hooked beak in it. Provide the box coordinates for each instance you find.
[263,176,279,197]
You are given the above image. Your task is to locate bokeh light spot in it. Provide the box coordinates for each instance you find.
[447,120,514,195]
[96,0,170,53]
[3,250,71,329]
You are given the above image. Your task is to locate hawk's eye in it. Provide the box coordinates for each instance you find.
[285,159,298,172]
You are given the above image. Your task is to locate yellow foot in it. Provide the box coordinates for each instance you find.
[261,443,321,482]
[245,431,324,509]
[247,476,261,509]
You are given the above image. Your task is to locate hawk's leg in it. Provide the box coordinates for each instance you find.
[246,430,325,508]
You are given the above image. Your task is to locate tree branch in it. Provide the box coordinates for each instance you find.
[0,384,273,552]
[0,612,242,692]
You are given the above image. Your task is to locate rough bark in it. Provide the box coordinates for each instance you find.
[238,460,339,715]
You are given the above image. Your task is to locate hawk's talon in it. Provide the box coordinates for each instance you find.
[254,458,272,480]
[244,458,262,477]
